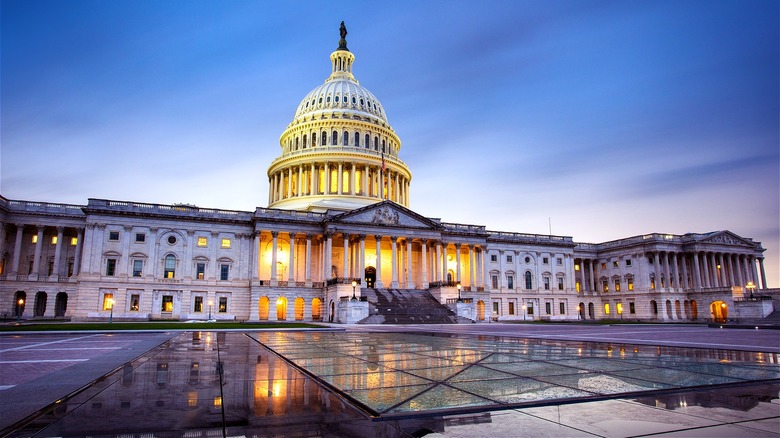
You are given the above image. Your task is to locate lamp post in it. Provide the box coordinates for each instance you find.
[351,280,358,301]
[108,297,114,323]
[456,282,462,302]
[522,304,526,321]
[208,300,213,320]
[746,281,756,300]
[16,298,24,323]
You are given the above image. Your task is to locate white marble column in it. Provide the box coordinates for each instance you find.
[692,252,701,290]
[358,235,366,286]
[652,252,661,290]
[374,235,383,288]
[661,252,670,290]
[270,231,279,285]
[680,253,689,290]
[455,243,462,284]
[390,236,399,288]
[441,242,448,284]
[325,233,333,280]
[406,239,413,288]
[758,258,767,289]
[324,163,331,194]
[469,245,475,289]
[30,225,45,278]
[288,233,296,283]
[50,227,65,278]
[701,253,711,288]
[435,241,442,282]
[10,224,24,275]
[421,241,429,288]
[305,234,312,285]
[72,228,84,277]
[342,233,350,278]
[337,162,343,195]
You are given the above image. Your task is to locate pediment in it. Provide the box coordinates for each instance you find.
[328,201,441,230]
[698,231,755,247]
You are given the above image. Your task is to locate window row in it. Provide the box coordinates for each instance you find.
[284,130,396,154]
[105,232,232,248]
[104,255,231,281]
[489,271,566,291]
[101,293,229,314]
[303,93,382,115]
[489,254,564,265]
[30,235,78,246]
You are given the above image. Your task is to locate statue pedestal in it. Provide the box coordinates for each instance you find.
[337,300,369,324]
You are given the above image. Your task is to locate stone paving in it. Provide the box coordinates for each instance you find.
[0,324,778,437]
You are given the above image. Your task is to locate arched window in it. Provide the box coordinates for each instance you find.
[302,134,307,149]
[294,298,305,321]
[332,130,338,145]
[365,134,370,148]
[321,131,327,146]
[311,133,315,147]
[382,139,386,152]
[311,298,322,321]
[258,297,269,320]
[295,137,299,150]
[343,130,348,146]
[525,271,533,289]
[374,136,379,150]
[164,255,176,278]
[354,132,360,146]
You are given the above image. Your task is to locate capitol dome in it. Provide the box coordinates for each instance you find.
[267,23,412,213]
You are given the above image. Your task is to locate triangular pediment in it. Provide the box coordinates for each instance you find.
[328,201,442,230]
[697,231,756,247]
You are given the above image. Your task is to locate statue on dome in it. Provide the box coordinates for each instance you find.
[338,21,348,50]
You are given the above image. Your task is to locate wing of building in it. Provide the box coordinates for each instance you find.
[0,25,774,324]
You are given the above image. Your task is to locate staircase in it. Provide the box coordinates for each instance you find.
[357,288,472,324]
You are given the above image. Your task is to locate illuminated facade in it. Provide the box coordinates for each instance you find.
[0,26,774,324]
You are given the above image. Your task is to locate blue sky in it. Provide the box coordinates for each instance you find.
[2,0,778,286]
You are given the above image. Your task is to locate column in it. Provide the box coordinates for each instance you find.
[701,253,711,288]
[435,241,442,282]
[680,253,689,290]
[455,243,462,284]
[324,163,331,194]
[297,165,303,197]
[310,163,317,194]
[390,236,398,288]
[337,162,343,195]
[469,245,476,289]
[288,233,296,283]
[270,231,278,285]
[47,226,64,277]
[727,253,736,286]
[749,255,759,285]
[421,241,429,288]
[441,242,448,284]
[209,231,218,279]
[652,252,661,290]
[692,252,701,290]
[374,235,383,288]
[709,253,719,287]
[362,165,368,196]
[758,258,767,289]
[324,233,332,280]
[735,255,745,287]
[350,163,356,195]
[661,252,670,291]
[669,252,678,289]
[358,235,366,286]
[342,233,350,278]
[73,228,85,276]
[394,172,400,203]
[591,259,597,292]
[497,249,504,290]
[31,225,45,278]
[0,225,7,271]
[9,224,23,275]
[406,239,413,288]
[715,253,724,287]
[305,234,312,285]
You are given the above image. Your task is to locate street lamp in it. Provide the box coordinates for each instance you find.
[522,304,527,321]
[208,300,214,320]
[16,298,24,323]
[456,282,462,302]
[746,281,756,299]
[108,297,114,323]
[351,280,358,301]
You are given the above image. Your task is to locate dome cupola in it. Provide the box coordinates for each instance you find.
[267,22,412,212]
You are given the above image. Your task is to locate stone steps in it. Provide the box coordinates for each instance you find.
[358,288,469,324]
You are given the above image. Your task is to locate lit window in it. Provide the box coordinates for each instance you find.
[213,396,222,408]
[615,279,621,292]
[602,280,609,292]
[109,231,120,241]
[164,255,176,278]
[616,302,623,315]
[51,236,58,245]
[135,233,146,243]
[132,260,143,277]
[102,293,114,310]
[221,239,231,249]
[129,294,140,311]
[508,302,515,315]
[105,259,117,276]
[220,264,229,281]
[32,235,38,244]
[613,261,619,268]
[628,278,634,291]
[601,262,607,269]
[196,263,205,280]
[604,303,610,315]
[162,295,173,312]
[197,237,207,247]
[219,297,227,313]
[194,296,203,312]
[70,237,78,246]
[574,264,580,271]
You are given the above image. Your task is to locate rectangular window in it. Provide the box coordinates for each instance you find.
[506,255,512,263]
[32,235,38,244]
[628,278,634,291]
[102,293,114,310]
[615,279,621,292]
[560,302,566,314]
[625,259,632,267]
[105,259,117,276]
[545,302,551,315]
[542,257,549,264]
[616,302,623,315]
[629,302,636,314]
[129,294,140,311]
[162,295,173,312]
[604,303,610,315]
[527,303,534,315]
[108,231,120,241]
[48,261,54,275]
[507,275,514,289]
[650,276,655,289]
[220,264,229,281]
[196,263,205,280]
[135,233,146,243]
[70,237,78,246]
[194,296,203,312]
[491,275,498,289]
[613,261,619,268]
[197,237,208,247]
[218,297,227,313]
[574,264,580,271]
[221,239,231,249]
[557,258,562,266]
[492,301,499,315]
[132,260,143,277]
[67,261,74,277]
[557,277,564,291]
[508,302,515,315]
[543,276,550,290]
[602,280,609,292]
[601,262,607,269]
[490,254,498,262]
[51,236,58,245]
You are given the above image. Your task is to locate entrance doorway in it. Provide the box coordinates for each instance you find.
[365,266,376,288]
[710,300,728,323]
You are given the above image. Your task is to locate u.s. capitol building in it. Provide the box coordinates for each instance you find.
[0,25,774,324]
